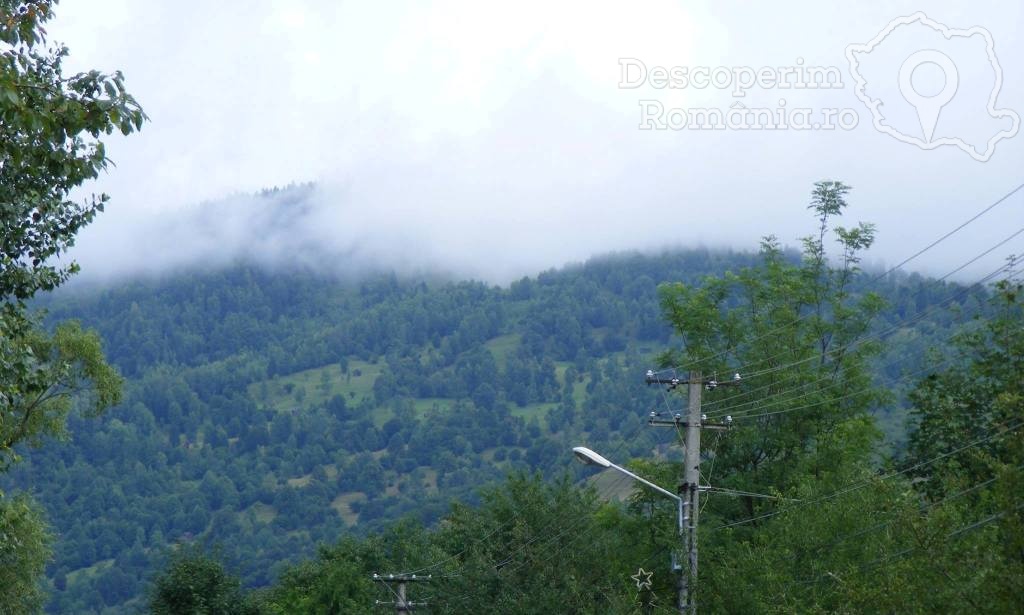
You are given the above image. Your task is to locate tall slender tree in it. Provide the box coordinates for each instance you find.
[658,181,886,506]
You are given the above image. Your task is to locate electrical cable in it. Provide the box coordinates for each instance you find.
[697,239,1021,415]
[717,227,1024,384]
[650,179,1024,378]
[783,471,1008,562]
[704,263,1021,421]
[706,420,1023,532]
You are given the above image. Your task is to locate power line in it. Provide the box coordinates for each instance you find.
[484,444,655,580]
[877,182,1024,282]
[626,185,1024,611]
[791,502,1024,589]
[699,236,1021,406]
[704,262,1021,421]
[701,486,796,501]
[698,274,996,418]
[389,195,1023,607]
[784,471,1008,562]
[652,179,1024,378]
[372,573,431,613]
[706,420,1024,532]
[716,308,1006,423]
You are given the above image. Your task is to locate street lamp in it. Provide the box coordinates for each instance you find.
[573,447,680,505]
[572,446,686,614]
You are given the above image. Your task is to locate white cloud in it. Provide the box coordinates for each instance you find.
[47,0,1024,284]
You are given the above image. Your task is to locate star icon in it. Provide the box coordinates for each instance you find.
[631,567,654,590]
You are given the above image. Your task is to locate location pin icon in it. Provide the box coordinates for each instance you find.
[898,50,959,143]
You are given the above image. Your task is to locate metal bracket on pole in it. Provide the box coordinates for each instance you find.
[647,413,733,431]
[372,574,431,613]
[645,371,742,392]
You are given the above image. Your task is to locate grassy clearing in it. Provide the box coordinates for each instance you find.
[249,502,277,524]
[248,359,383,411]
[246,337,622,426]
[66,558,114,585]
[412,397,456,415]
[587,469,635,502]
[286,474,312,488]
[484,333,521,369]
[552,361,590,405]
[511,402,557,424]
[368,397,454,427]
[331,492,367,525]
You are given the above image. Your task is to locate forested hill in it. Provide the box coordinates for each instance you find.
[5,250,991,613]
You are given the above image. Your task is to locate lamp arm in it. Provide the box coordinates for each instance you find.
[607,462,682,503]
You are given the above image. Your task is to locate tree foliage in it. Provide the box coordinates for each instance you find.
[658,182,887,521]
[0,0,145,301]
[0,320,122,468]
[257,473,645,615]
[0,0,141,455]
[0,493,49,615]
[0,1,142,610]
[149,546,261,615]
[623,184,1023,613]
[908,278,1024,495]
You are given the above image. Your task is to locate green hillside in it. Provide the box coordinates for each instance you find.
[3,249,993,613]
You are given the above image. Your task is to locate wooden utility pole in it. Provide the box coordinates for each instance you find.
[680,370,701,615]
[646,369,738,614]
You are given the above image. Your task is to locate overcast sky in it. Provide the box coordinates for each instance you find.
[49,0,1024,284]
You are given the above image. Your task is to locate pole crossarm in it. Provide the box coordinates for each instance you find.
[372,574,431,613]
[373,574,433,583]
[645,370,742,391]
[647,416,732,431]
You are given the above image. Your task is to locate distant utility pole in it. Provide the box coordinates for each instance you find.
[646,370,738,615]
[372,573,431,613]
